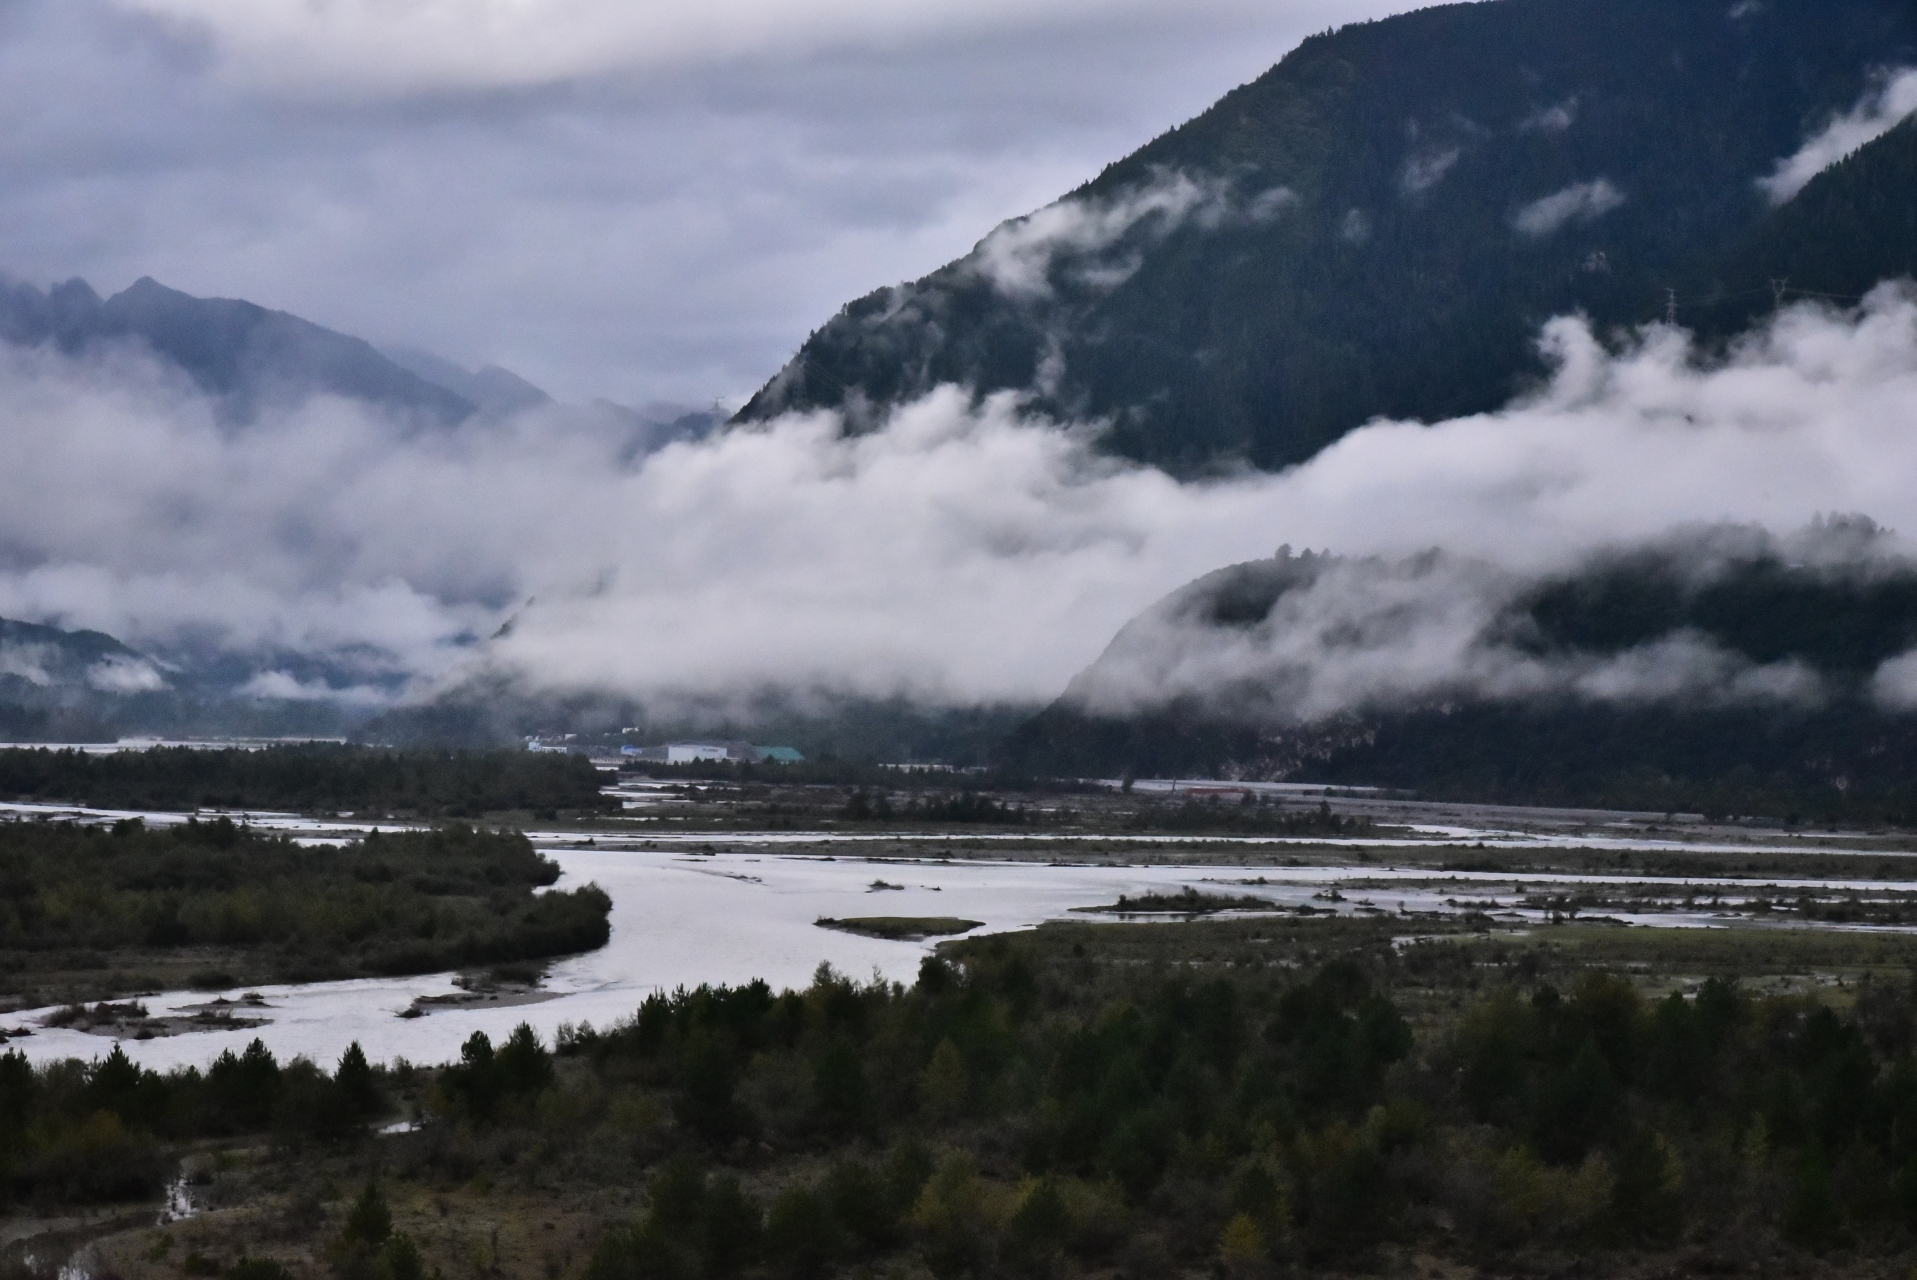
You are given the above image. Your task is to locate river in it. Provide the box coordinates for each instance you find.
[5,801,1915,1071]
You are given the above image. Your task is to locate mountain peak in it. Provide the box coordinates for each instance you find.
[379,344,553,417]
[48,277,101,307]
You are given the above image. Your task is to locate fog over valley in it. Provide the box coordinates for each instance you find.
[3,283,1917,727]
[4,0,1917,737]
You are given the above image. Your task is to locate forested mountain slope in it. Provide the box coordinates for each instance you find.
[738,0,1917,472]
[0,616,163,742]
[0,613,386,743]
[1004,525,1917,818]
[1689,114,1917,335]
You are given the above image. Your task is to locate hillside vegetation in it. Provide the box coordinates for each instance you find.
[0,819,610,1005]
[0,744,614,817]
[18,921,1917,1278]
[1007,530,1917,816]
[1690,115,1917,336]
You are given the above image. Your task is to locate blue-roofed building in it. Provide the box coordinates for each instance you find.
[756,746,805,764]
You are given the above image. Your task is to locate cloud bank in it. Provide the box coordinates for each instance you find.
[107,0,1350,94]
[2,284,1917,718]
[1060,532,1866,726]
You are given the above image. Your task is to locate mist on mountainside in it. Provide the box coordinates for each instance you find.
[737,0,1917,473]
[1004,515,1917,807]
[3,0,1917,758]
[1056,519,1917,729]
[1,278,1916,752]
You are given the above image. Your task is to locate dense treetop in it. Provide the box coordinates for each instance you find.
[0,818,610,985]
[0,743,614,817]
[17,921,1917,1274]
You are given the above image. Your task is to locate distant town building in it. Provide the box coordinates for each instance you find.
[670,743,730,764]
[618,742,805,764]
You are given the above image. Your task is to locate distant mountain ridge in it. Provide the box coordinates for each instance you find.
[0,616,160,692]
[0,273,730,452]
[738,0,1917,473]
[0,616,164,742]
[379,344,554,418]
[0,274,484,423]
[0,611,405,743]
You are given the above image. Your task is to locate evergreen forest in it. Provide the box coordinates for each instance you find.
[14,922,1917,1277]
[0,819,610,1005]
[0,745,614,818]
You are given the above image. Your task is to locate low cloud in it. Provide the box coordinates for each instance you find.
[0,645,57,687]
[1399,146,1460,195]
[1512,178,1624,236]
[2,283,1917,718]
[1060,545,1842,726]
[237,670,388,705]
[88,655,167,693]
[1872,650,1917,709]
[971,171,1291,300]
[1518,97,1577,133]
[1759,67,1917,204]
[0,638,165,691]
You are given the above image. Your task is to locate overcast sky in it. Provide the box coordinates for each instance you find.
[0,0,1413,409]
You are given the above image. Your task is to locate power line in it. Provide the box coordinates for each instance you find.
[1643,281,1874,325]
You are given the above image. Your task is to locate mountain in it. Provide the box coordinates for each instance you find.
[584,399,728,452]
[380,344,554,418]
[0,616,166,742]
[737,0,1917,473]
[0,612,422,742]
[0,616,163,695]
[1002,522,1917,819]
[0,275,478,424]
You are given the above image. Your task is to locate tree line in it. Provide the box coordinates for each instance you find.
[0,743,615,817]
[1,1037,386,1204]
[0,819,610,989]
[495,950,1917,1273]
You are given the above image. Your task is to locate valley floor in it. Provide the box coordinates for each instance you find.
[13,779,1917,1279]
